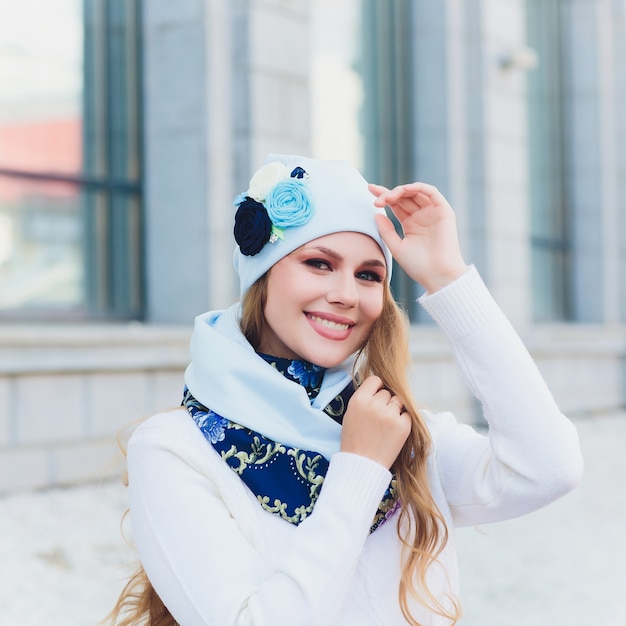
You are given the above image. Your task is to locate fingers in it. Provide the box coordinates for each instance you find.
[384,182,442,203]
[368,182,389,197]
[357,374,384,395]
[370,182,447,210]
[357,376,392,405]
[374,214,403,255]
[353,376,405,410]
[355,375,404,413]
[342,376,411,468]
[387,396,404,411]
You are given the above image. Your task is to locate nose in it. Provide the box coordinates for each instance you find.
[327,272,358,308]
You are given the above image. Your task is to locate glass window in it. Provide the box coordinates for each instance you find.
[360,0,417,319]
[527,0,572,321]
[0,0,143,320]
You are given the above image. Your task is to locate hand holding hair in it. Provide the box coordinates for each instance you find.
[369,182,468,293]
[340,375,412,470]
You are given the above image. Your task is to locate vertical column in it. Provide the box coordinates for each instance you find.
[244,0,312,168]
[411,0,475,228]
[445,0,470,249]
[232,0,253,194]
[562,0,612,322]
[411,1,450,192]
[612,0,626,323]
[230,0,312,300]
[414,0,533,327]
[458,0,494,423]
[410,0,470,322]
[477,0,533,327]
[596,0,620,324]
[563,0,626,410]
[204,0,238,308]
[463,0,489,286]
[143,0,211,322]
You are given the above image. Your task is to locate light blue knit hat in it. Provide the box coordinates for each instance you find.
[233,154,392,296]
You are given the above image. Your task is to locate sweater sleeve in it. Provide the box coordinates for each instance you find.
[127,414,392,626]
[418,266,584,527]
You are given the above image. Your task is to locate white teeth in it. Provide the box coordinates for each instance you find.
[309,315,349,331]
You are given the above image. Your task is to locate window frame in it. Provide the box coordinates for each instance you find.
[0,0,144,321]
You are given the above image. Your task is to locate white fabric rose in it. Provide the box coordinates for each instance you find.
[247,162,288,202]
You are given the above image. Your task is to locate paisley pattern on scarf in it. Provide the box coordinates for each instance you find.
[183,354,399,532]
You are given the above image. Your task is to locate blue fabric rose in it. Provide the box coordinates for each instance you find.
[193,410,228,444]
[287,360,323,390]
[233,196,272,256]
[232,192,248,206]
[266,178,313,229]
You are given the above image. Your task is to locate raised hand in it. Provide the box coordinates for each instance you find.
[369,182,468,294]
[340,375,412,470]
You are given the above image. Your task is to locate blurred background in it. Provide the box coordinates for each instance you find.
[0,0,624,623]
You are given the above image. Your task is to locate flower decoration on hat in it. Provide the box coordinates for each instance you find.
[233,162,313,256]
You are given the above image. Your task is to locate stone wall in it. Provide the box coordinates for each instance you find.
[0,325,189,492]
[1,320,624,492]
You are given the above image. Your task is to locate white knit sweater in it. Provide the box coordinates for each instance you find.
[127,267,583,625]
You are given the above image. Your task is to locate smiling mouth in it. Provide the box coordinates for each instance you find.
[306,314,352,331]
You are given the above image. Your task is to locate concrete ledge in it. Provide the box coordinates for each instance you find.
[0,438,125,493]
[1,322,624,492]
[526,324,626,416]
[0,323,191,374]
[0,324,190,493]
[407,323,626,421]
[524,323,626,356]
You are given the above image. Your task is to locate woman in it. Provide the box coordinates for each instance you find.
[110,154,583,625]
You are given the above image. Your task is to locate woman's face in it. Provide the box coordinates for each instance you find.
[259,231,386,368]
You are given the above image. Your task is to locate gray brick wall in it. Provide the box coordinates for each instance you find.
[0,326,189,492]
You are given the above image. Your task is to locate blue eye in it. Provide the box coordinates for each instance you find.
[357,270,383,283]
[304,258,331,270]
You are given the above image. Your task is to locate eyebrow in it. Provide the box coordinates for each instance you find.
[306,245,386,269]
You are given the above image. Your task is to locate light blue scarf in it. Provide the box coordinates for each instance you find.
[184,303,355,459]
[183,354,399,532]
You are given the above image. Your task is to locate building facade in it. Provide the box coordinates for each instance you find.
[1,0,625,491]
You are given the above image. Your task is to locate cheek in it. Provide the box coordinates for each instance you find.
[265,290,288,324]
[362,290,384,324]
[271,265,308,301]
[263,281,287,327]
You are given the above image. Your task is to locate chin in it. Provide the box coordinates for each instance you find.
[312,358,343,369]
[307,350,355,369]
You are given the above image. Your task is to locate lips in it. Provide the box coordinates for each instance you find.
[305,312,355,339]
[307,314,350,331]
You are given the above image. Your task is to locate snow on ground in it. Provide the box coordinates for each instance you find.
[0,414,625,626]
[0,479,134,626]
[456,412,626,626]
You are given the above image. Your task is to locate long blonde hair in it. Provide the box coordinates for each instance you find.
[356,282,460,624]
[107,273,460,626]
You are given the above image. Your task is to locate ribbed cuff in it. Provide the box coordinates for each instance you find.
[321,452,392,519]
[417,265,501,341]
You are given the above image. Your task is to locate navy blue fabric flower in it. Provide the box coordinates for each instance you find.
[233,162,314,254]
[233,197,272,256]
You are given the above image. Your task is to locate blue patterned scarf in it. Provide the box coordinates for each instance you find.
[183,353,399,533]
